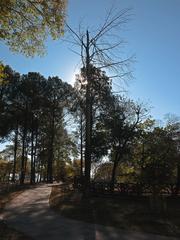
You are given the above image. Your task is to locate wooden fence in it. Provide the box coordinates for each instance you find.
[73,178,178,195]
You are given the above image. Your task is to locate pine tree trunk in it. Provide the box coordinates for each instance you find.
[20,103,28,185]
[30,125,35,184]
[12,125,18,182]
[24,147,28,180]
[84,30,92,195]
[33,126,38,182]
[80,113,83,178]
[47,110,55,183]
[111,152,119,192]
[176,163,180,195]
[47,143,53,183]
[111,160,118,192]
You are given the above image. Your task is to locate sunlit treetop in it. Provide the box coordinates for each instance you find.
[0,0,67,56]
[0,62,8,85]
[0,63,5,81]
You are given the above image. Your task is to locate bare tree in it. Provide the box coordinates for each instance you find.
[66,7,134,194]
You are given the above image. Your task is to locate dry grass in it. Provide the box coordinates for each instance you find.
[50,185,180,238]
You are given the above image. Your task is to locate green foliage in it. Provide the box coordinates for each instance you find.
[0,65,77,183]
[0,158,12,182]
[72,159,82,176]
[141,127,177,185]
[0,0,67,56]
[131,121,179,194]
[0,62,7,83]
[94,162,136,183]
[94,162,113,181]
[75,65,114,162]
[0,63,179,189]
[94,95,146,163]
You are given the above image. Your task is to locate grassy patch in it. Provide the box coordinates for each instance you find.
[50,185,180,237]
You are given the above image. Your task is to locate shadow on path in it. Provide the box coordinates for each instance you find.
[1,184,178,240]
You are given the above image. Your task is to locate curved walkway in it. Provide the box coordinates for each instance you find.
[1,184,179,240]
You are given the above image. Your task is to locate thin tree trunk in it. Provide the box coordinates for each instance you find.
[24,141,29,182]
[12,125,18,182]
[20,125,27,184]
[20,103,28,185]
[84,30,92,195]
[47,142,54,183]
[80,113,83,178]
[176,162,180,195]
[111,152,119,192]
[33,126,38,182]
[111,161,118,192]
[47,109,55,183]
[30,123,35,184]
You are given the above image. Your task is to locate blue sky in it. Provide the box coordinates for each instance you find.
[0,0,180,121]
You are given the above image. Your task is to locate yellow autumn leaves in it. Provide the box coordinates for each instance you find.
[0,63,8,85]
[0,0,67,56]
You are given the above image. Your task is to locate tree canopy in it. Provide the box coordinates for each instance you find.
[0,0,67,56]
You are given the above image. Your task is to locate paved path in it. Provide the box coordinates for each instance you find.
[0,184,179,240]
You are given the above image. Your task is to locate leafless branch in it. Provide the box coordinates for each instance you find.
[91,7,132,43]
[65,23,86,49]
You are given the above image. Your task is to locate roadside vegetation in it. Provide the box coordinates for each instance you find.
[50,185,180,238]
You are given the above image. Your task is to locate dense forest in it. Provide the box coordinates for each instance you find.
[0,63,180,197]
